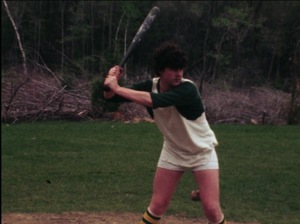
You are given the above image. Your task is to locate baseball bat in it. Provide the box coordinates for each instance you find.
[119,6,160,66]
[104,6,160,91]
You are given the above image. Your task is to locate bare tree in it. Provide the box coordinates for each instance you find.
[2,0,27,75]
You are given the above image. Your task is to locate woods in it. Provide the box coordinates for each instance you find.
[2,1,300,124]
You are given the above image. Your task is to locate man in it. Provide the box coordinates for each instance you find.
[103,42,226,224]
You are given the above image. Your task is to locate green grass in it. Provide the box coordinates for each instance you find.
[2,121,300,224]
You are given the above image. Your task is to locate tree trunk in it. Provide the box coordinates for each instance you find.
[91,1,95,74]
[60,0,66,74]
[101,11,105,54]
[267,50,276,80]
[287,40,300,124]
[108,4,113,49]
[123,19,128,81]
[34,1,42,63]
[114,11,125,58]
[82,1,86,70]
[201,1,213,93]
[236,40,241,67]
[3,0,27,75]
[212,31,226,82]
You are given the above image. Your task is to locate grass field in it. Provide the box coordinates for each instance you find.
[2,121,300,224]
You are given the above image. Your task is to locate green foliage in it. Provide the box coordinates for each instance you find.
[90,78,120,117]
[2,122,300,223]
[213,5,260,31]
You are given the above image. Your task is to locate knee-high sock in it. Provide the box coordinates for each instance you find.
[139,209,161,224]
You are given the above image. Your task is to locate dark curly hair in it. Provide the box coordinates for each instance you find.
[153,42,187,76]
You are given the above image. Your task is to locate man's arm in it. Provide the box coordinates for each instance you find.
[114,86,153,107]
[104,74,153,107]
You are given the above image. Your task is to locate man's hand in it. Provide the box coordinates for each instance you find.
[104,65,123,90]
[108,65,124,80]
[104,75,119,91]
[103,65,124,98]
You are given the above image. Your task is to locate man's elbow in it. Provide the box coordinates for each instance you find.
[103,91,115,99]
[143,98,153,108]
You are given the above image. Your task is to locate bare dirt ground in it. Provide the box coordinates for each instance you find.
[2,212,260,224]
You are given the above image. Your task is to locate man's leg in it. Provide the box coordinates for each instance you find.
[139,167,184,224]
[193,169,226,224]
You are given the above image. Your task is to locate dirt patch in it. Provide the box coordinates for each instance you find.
[2,212,260,224]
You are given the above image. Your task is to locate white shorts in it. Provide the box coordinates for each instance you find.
[157,148,219,172]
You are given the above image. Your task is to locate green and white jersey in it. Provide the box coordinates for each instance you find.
[108,77,218,167]
[150,78,218,167]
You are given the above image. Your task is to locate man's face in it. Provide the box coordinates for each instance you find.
[160,68,184,88]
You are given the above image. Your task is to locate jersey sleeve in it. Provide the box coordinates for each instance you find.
[151,82,199,108]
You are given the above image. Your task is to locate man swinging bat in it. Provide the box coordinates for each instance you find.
[103,42,227,224]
